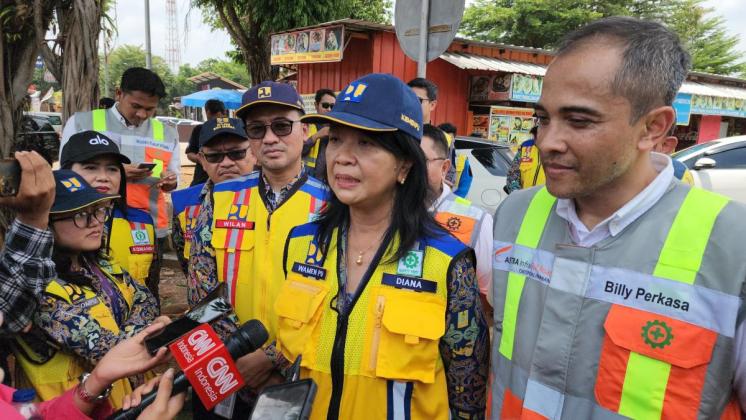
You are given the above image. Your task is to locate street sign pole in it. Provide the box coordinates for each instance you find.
[417,0,430,78]
[144,0,152,70]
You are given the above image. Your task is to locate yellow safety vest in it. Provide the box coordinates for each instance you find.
[13,261,137,409]
[210,172,327,339]
[303,123,322,169]
[277,223,468,420]
[108,207,155,286]
[518,140,546,189]
[172,183,204,261]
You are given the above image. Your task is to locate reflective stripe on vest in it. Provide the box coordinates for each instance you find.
[91,109,171,233]
[210,173,328,340]
[304,124,320,168]
[498,187,555,360]
[108,208,155,286]
[278,223,463,420]
[434,194,486,248]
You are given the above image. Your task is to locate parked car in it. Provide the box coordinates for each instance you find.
[673,135,746,203]
[17,114,61,164]
[25,111,62,135]
[454,136,514,214]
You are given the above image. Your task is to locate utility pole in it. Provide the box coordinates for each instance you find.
[144,0,152,69]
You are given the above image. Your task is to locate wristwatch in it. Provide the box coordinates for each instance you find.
[76,372,113,403]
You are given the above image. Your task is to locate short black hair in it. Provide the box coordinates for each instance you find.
[120,67,166,98]
[437,122,457,136]
[423,124,449,158]
[407,78,438,101]
[557,17,690,122]
[98,97,115,109]
[205,99,226,115]
[530,126,538,136]
[315,88,336,104]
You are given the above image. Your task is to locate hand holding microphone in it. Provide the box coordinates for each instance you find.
[108,319,269,420]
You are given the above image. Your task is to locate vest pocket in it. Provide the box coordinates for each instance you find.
[373,287,446,384]
[595,305,717,419]
[275,274,329,361]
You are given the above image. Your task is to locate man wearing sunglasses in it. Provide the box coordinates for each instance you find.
[302,88,336,179]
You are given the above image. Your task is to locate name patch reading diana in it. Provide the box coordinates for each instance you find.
[382,274,436,293]
[215,219,255,230]
[291,262,327,280]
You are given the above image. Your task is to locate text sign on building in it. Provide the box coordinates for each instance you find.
[510,74,543,103]
[488,106,535,147]
[690,94,746,119]
[271,26,344,65]
[674,93,692,126]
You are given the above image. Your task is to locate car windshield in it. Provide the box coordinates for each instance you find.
[470,147,512,177]
[46,115,62,125]
[672,140,722,162]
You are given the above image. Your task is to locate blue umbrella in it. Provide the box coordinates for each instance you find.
[181,89,244,109]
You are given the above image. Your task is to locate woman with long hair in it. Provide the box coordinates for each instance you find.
[273,74,489,419]
[13,170,159,410]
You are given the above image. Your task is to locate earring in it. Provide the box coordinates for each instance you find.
[399,177,406,185]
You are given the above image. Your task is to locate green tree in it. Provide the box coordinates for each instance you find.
[191,0,390,84]
[460,0,745,76]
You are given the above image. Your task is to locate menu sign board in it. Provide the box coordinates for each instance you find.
[488,106,535,147]
[510,74,543,103]
[271,26,344,65]
[469,74,512,102]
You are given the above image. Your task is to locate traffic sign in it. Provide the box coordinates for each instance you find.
[394,0,466,76]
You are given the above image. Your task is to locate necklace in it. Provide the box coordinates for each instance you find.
[353,242,378,265]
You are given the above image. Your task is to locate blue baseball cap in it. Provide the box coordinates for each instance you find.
[235,81,305,120]
[50,170,119,215]
[301,73,423,140]
[199,117,248,148]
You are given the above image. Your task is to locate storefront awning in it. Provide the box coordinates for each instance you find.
[680,80,746,100]
[440,52,547,76]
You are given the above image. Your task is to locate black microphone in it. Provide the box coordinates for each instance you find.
[107,319,269,420]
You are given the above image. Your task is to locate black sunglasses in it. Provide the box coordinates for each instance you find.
[201,147,251,164]
[245,119,299,140]
[320,102,334,110]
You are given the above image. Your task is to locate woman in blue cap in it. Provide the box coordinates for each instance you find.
[273,73,488,419]
[13,170,159,410]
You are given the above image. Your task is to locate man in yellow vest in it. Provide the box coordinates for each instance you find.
[302,88,336,179]
[491,17,746,418]
[61,67,180,304]
[421,124,494,318]
[504,126,546,194]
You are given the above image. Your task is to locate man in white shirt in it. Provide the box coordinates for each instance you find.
[421,124,493,316]
[490,17,746,418]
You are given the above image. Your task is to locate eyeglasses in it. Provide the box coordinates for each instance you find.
[426,157,447,164]
[201,147,251,164]
[53,206,112,229]
[245,119,299,140]
[417,97,430,104]
[320,102,334,110]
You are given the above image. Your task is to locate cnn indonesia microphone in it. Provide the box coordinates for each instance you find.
[108,320,269,420]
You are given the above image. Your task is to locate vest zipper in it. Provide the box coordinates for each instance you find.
[368,296,386,371]
[327,312,349,420]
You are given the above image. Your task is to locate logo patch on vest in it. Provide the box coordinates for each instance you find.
[397,250,423,277]
[215,219,255,230]
[291,262,326,280]
[642,319,673,349]
[130,245,155,254]
[131,229,150,245]
[382,274,436,293]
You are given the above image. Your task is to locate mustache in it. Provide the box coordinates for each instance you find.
[540,151,576,168]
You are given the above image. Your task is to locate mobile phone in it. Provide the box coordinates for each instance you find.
[144,284,231,354]
[0,159,21,197]
[249,379,317,420]
[138,163,157,171]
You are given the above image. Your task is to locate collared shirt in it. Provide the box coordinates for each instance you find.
[0,219,55,334]
[555,152,674,247]
[430,184,494,302]
[261,166,305,212]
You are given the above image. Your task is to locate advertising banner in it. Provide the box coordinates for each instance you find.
[271,26,344,65]
[690,94,746,119]
[469,74,512,102]
[673,93,692,126]
[488,106,535,147]
[510,74,543,103]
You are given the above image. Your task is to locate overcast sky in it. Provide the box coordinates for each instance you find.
[110,0,746,69]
